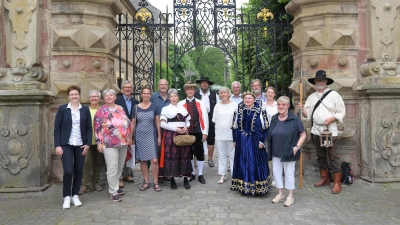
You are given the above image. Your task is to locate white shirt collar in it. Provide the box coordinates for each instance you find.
[67,102,82,110]
[186,97,195,102]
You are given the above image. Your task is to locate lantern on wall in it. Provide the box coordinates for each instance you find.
[320,129,333,147]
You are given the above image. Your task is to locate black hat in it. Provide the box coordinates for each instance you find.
[308,70,334,85]
[195,76,214,85]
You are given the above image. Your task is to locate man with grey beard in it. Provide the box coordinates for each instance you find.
[298,70,345,194]
[251,79,267,105]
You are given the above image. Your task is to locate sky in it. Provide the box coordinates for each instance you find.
[147,0,249,14]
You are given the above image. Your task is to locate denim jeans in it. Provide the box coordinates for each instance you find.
[61,144,85,197]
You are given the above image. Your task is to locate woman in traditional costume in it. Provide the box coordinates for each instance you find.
[160,88,193,189]
[231,92,272,196]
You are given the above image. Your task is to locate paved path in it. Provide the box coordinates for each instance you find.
[0,160,399,225]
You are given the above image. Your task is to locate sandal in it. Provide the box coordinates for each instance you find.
[217,176,226,184]
[153,183,162,192]
[139,182,150,191]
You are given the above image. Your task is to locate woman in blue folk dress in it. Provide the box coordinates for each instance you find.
[231,92,272,196]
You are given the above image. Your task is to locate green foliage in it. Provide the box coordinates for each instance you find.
[235,0,293,93]
[188,46,226,86]
[154,62,174,90]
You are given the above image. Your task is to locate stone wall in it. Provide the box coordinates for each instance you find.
[287,0,400,182]
[286,0,360,176]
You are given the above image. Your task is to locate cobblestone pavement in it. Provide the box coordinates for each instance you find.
[0,160,399,225]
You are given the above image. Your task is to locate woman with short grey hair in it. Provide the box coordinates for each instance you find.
[80,90,104,195]
[94,88,132,202]
[268,95,306,207]
[212,87,237,184]
[160,88,193,189]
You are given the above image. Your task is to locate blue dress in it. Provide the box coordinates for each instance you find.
[231,101,271,196]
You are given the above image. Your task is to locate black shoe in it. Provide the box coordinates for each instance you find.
[170,177,177,189]
[198,175,206,184]
[183,177,191,189]
[188,174,196,182]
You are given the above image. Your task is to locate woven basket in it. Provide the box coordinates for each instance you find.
[173,134,196,146]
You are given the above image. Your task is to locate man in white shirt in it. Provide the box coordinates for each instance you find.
[298,70,345,194]
[230,81,242,104]
[179,81,209,184]
[194,77,220,168]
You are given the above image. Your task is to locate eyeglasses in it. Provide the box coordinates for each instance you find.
[89,96,99,98]
[123,86,133,89]
[69,94,79,96]
[159,84,168,86]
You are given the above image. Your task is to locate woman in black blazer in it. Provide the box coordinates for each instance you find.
[54,85,92,209]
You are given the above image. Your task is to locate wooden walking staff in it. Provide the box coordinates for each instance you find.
[299,68,303,189]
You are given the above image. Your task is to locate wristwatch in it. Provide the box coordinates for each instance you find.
[295,145,300,149]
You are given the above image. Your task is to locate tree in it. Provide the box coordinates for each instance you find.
[187,46,226,86]
[235,0,293,93]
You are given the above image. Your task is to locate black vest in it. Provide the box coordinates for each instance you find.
[194,90,217,119]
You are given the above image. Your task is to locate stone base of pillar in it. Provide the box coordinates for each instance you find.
[0,90,54,190]
[357,84,400,182]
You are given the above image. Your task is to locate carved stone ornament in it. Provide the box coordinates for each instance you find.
[337,56,348,67]
[63,60,71,68]
[93,60,101,69]
[309,58,319,68]
[0,122,32,175]
[360,61,399,76]
[0,67,47,82]
[377,112,400,167]
[371,0,400,48]
[4,0,37,50]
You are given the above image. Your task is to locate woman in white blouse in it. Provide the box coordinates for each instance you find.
[263,87,278,123]
[212,87,238,184]
[160,89,192,190]
[263,87,278,187]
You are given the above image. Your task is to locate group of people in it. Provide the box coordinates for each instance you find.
[54,70,345,209]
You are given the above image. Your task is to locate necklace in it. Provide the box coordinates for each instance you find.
[278,114,288,118]
[246,108,252,115]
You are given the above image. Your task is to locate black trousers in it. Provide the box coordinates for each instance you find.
[61,144,85,197]
[189,132,205,161]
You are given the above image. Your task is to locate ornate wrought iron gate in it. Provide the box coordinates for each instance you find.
[116,0,293,96]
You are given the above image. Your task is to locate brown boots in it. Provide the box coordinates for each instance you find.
[314,169,331,187]
[332,172,342,194]
[314,169,342,194]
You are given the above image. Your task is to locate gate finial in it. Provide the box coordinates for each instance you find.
[257,8,274,37]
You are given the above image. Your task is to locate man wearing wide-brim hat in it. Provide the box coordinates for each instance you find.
[178,81,209,184]
[194,77,220,169]
[298,70,345,194]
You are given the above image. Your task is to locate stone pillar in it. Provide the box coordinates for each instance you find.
[0,0,54,191]
[356,0,400,182]
[286,0,360,175]
[49,0,123,180]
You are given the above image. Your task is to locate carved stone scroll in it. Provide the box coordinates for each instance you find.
[4,0,37,51]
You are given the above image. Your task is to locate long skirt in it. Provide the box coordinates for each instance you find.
[231,133,272,196]
[161,130,192,177]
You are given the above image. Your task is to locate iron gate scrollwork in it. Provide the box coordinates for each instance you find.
[116,0,293,96]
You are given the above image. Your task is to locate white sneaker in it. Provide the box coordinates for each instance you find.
[63,196,71,209]
[71,195,82,207]
[271,180,276,187]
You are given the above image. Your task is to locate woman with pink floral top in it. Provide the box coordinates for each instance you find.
[94,89,132,202]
